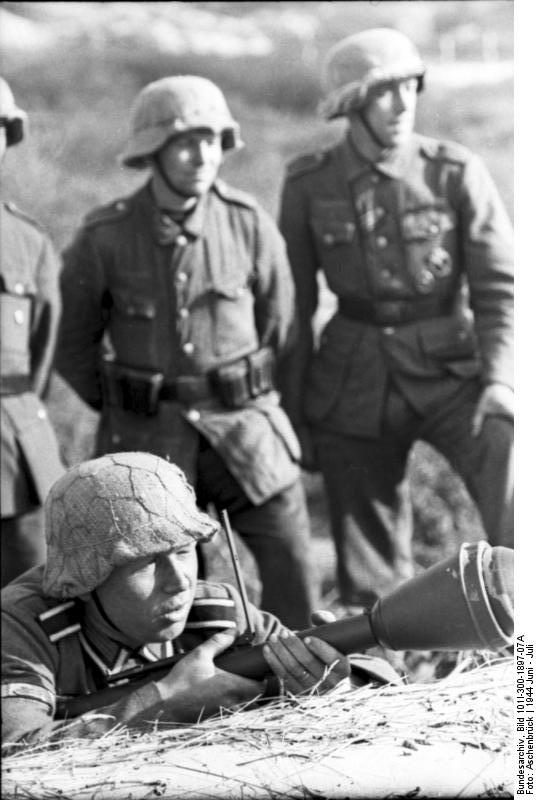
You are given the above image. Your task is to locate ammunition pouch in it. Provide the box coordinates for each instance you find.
[210,347,275,409]
[100,348,275,415]
[101,360,164,417]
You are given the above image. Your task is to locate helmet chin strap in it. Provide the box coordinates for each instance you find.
[152,152,197,203]
[358,108,393,152]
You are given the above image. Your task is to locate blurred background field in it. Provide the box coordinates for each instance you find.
[1,1,513,604]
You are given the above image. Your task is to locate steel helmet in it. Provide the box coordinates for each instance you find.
[320,28,425,120]
[42,452,219,598]
[0,76,27,146]
[120,75,243,169]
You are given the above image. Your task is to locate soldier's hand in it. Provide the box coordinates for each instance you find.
[472,382,514,436]
[262,628,351,696]
[156,630,264,720]
[296,424,318,472]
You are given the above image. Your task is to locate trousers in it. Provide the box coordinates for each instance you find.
[195,438,318,629]
[313,379,513,607]
[1,506,47,588]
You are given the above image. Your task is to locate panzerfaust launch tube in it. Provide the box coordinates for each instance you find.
[58,541,513,718]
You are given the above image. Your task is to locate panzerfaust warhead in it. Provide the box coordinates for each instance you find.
[58,541,513,717]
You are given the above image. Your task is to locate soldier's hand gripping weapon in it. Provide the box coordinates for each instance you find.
[57,537,513,719]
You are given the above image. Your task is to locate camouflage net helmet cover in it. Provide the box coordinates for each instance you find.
[0,76,27,146]
[42,452,219,598]
[320,28,425,119]
[120,75,243,168]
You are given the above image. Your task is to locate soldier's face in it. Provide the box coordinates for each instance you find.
[360,77,418,147]
[95,543,198,645]
[156,128,223,197]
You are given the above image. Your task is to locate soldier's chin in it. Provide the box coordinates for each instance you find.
[385,127,412,148]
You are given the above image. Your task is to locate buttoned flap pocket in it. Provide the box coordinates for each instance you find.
[113,290,156,319]
[0,270,37,297]
[419,316,480,375]
[0,294,32,359]
[310,200,356,248]
[401,203,455,242]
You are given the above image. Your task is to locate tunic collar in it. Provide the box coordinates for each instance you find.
[337,130,419,182]
[80,593,173,678]
[142,180,210,244]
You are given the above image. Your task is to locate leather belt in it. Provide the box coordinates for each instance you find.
[0,374,32,396]
[159,375,212,404]
[338,296,453,326]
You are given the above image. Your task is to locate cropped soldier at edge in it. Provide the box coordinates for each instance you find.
[0,76,65,586]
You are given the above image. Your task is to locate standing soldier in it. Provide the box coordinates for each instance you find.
[278,29,514,611]
[0,76,65,586]
[54,75,317,629]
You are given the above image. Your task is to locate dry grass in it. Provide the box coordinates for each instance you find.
[1,658,514,799]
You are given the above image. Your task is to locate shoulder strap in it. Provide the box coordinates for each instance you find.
[285,150,329,180]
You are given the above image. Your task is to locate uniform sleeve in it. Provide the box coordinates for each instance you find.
[1,605,59,746]
[225,582,285,642]
[54,228,109,409]
[276,176,320,428]
[30,235,62,397]
[458,154,514,388]
[251,206,297,358]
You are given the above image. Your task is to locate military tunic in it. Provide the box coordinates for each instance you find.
[55,180,316,627]
[0,202,64,585]
[279,132,514,605]
[1,567,283,744]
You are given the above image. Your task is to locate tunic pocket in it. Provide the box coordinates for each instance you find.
[110,289,158,367]
[400,204,457,295]
[418,316,481,377]
[209,276,257,358]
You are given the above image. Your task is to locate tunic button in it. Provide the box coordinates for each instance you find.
[14,309,25,324]
[176,234,188,247]
[380,268,392,281]
[37,408,47,420]
[383,326,395,336]
[177,272,188,284]
[14,282,25,295]
[187,409,200,423]
[323,233,335,245]
[115,201,126,211]
[376,235,388,249]
[416,270,435,292]
[182,342,194,355]
[112,434,121,445]
[179,307,189,319]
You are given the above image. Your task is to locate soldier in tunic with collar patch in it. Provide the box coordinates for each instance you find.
[54,76,317,629]
[2,453,388,745]
[0,77,65,586]
[278,30,513,610]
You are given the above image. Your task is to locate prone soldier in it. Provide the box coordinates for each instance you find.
[278,29,514,610]
[0,76,65,586]
[1,452,397,745]
[54,75,318,629]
